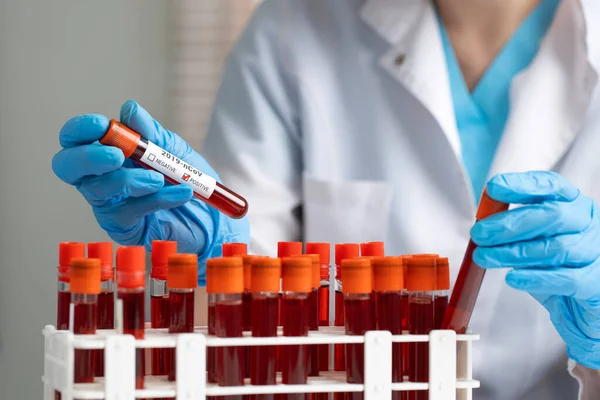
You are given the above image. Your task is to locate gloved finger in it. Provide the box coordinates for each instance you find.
[52,144,124,185]
[505,264,600,300]
[77,168,165,207]
[473,229,600,268]
[120,100,194,159]
[108,185,194,227]
[119,100,220,179]
[59,114,110,148]
[471,196,593,246]
[486,171,579,205]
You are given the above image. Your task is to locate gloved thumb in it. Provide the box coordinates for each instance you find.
[120,100,194,159]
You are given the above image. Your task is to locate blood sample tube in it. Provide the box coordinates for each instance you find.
[405,256,436,400]
[87,242,114,378]
[400,256,410,383]
[372,256,403,400]
[150,240,177,379]
[434,257,450,330]
[341,258,374,400]
[242,255,259,379]
[250,257,281,400]
[281,256,311,400]
[292,254,321,377]
[442,191,509,333]
[277,242,303,371]
[69,258,101,394]
[305,242,331,375]
[100,120,248,219]
[57,242,85,330]
[116,246,147,390]
[207,257,245,400]
[167,254,197,382]
[359,242,384,331]
[334,244,359,373]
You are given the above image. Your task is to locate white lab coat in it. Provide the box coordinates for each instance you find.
[203,0,600,398]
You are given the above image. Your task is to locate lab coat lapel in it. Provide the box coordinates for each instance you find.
[488,0,598,178]
[361,0,462,162]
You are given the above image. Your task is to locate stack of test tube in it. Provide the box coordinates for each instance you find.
[54,239,460,400]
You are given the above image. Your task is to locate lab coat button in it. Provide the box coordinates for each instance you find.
[394,54,406,66]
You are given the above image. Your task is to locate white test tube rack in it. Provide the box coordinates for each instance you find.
[43,325,479,400]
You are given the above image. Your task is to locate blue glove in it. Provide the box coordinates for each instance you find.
[52,100,250,284]
[471,171,600,369]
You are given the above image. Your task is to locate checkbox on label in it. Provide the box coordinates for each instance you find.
[148,153,156,162]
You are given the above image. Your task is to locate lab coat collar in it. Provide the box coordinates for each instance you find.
[361,0,599,195]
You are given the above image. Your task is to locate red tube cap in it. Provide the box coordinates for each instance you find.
[360,242,385,257]
[277,242,303,258]
[88,242,114,281]
[305,242,331,265]
[151,240,177,280]
[222,242,248,257]
[58,242,85,283]
[116,246,146,289]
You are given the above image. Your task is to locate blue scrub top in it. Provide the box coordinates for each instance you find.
[437,0,561,201]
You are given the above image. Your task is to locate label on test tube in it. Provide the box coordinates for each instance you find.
[141,141,216,198]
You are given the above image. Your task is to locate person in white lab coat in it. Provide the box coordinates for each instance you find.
[53,0,600,398]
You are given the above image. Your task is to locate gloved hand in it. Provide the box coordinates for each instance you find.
[471,171,600,369]
[52,100,249,283]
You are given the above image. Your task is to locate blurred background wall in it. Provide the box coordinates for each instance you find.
[0,0,258,398]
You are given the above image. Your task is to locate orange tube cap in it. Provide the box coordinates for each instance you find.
[341,258,372,294]
[281,257,312,293]
[251,257,281,293]
[436,257,450,290]
[70,258,101,295]
[372,256,403,292]
[167,254,198,289]
[476,189,509,220]
[405,256,437,291]
[242,255,263,291]
[100,120,141,159]
[206,257,244,294]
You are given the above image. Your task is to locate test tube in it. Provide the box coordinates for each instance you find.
[223,243,250,380]
[150,240,177,379]
[359,242,385,329]
[372,256,404,400]
[242,255,259,379]
[69,258,101,394]
[100,120,248,219]
[281,256,311,400]
[305,242,331,375]
[167,254,197,382]
[56,243,85,400]
[207,257,245,400]
[434,257,450,329]
[342,258,374,400]
[292,254,321,377]
[250,257,281,400]
[400,256,410,383]
[441,191,509,333]
[277,242,303,372]
[334,244,359,373]
[405,256,437,400]
[57,242,85,330]
[88,242,114,378]
[116,246,146,390]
